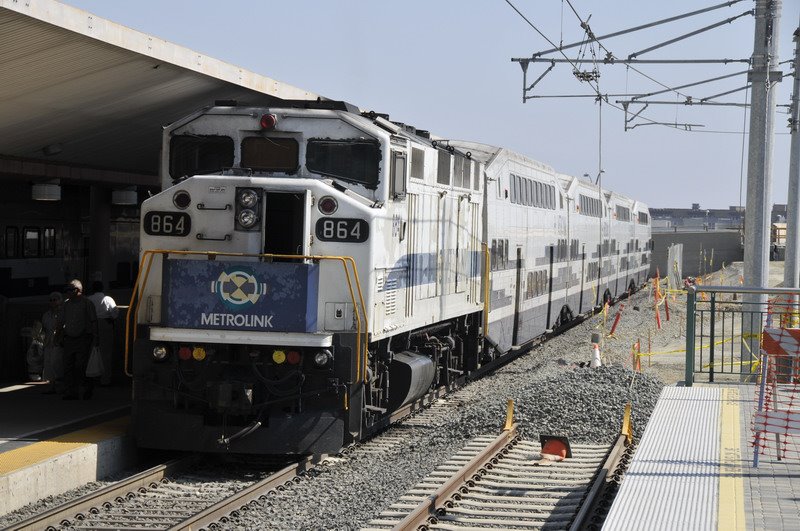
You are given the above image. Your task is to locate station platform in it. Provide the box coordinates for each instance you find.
[0,381,134,515]
[604,384,800,530]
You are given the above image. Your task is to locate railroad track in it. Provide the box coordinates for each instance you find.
[364,420,630,530]
[6,454,322,531]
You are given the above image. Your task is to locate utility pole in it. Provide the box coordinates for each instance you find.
[785,23,800,292]
[743,0,781,367]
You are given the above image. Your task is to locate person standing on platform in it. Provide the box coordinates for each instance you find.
[41,291,64,394]
[62,279,98,400]
[88,281,118,386]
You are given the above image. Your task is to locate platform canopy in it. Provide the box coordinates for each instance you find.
[0,0,325,187]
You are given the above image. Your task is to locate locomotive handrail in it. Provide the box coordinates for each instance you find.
[482,242,490,336]
[124,250,368,387]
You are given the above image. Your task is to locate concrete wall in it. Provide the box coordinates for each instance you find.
[651,230,743,278]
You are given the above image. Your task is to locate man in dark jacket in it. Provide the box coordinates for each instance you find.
[62,279,98,400]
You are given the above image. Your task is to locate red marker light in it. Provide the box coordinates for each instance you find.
[287,350,301,365]
[260,113,277,130]
[318,196,338,215]
[178,346,192,361]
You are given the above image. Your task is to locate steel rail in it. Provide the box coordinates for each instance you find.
[6,456,197,531]
[391,424,519,531]
[568,434,629,531]
[169,455,319,531]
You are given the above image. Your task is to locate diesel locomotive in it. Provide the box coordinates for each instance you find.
[128,100,651,454]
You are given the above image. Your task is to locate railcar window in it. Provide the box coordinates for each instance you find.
[524,179,531,206]
[616,205,631,222]
[169,134,234,179]
[638,212,650,224]
[306,139,380,188]
[437,151,451,185]
[241,137,298,173]
[411,147,425,180]
[5,226,18,258]
[472,161,480,191]
[559,193,563,209]
[43,227,56,257]
[23,227,40,258]
[510,175,518,203]
[579,194,602,217]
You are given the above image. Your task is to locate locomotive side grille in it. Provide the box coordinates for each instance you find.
[385,277,398,315]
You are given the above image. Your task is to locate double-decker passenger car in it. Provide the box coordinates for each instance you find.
[129,101,650,454]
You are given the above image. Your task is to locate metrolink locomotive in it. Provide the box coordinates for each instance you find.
[130,100,651,454]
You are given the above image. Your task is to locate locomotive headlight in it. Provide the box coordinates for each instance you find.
[318,196,338,215]
[313,349,332,367]
[152,345,168,361]
[238,209,258,228]
[238,188,259,208]
[272,350,286,364]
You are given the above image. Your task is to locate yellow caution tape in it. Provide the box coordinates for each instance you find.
[635,333,760,358]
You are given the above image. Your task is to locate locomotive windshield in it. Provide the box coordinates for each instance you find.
[306,139,380,189]
[169,134,234,180]
[241,137,299,173]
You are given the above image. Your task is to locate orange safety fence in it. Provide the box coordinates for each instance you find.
[752,327,800,466]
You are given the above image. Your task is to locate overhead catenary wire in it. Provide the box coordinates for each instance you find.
[503,0,712,132]
[561,0,751,108]
[508,0,759,133]
[529,0,748,58]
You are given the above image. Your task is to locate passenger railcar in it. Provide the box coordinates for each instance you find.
[129,101,650,454]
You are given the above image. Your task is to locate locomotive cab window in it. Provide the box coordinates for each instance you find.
[169,134,234,180]
[241,137,298,173]
[390,150,407,199]
[306,139,380,188]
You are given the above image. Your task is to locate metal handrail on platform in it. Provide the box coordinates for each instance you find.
[685,285,800,386]
[124,250,368,384]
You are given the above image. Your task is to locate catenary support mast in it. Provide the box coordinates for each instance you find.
[785,23,800,290]
[743,0,781,366]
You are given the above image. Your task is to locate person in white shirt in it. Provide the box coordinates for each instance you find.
[88,281,118,386]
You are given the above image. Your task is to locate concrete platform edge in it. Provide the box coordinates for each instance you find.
[0,432,137,515]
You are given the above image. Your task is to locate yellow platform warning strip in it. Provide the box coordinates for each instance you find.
[718,388,745,531]
[0,416,129,475]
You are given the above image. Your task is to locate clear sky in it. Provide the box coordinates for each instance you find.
[63,0,800,210]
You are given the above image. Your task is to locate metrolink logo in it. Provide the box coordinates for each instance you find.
[210,269,268,308]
